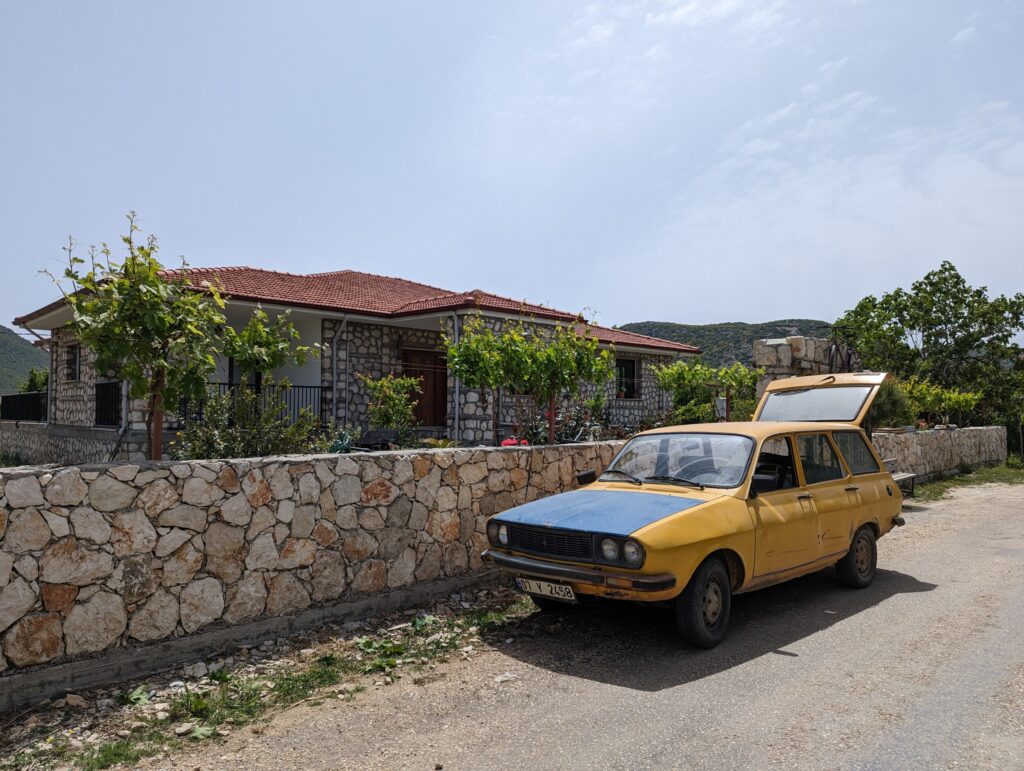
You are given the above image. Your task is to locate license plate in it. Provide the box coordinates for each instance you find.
[516,577,576,601]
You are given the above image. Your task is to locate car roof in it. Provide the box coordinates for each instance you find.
[636,421,864,440]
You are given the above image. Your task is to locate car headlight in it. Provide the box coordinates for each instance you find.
[498,523,509,546]
[622,539,644,567]
[487,520,500,545]
[600,537,619,561]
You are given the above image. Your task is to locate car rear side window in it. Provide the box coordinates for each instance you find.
[833,431,880,475]
[797,434,846,485]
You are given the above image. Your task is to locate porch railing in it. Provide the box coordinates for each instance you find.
[0,390,47,422]
[178,382,326,427]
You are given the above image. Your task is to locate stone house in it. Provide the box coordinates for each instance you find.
[9,268,698,459]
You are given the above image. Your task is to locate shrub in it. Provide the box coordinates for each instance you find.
[356,373,421,443]
[170,380,329,460]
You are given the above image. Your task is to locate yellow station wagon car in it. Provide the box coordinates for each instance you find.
[482,372,905,647]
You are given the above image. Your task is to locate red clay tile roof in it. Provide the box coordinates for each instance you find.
[15,266,700,354]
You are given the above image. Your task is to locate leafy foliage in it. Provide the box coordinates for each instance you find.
[445,315,614,443]
[620,319,832,366]
[0,325,48,394]
[170,380,328,460]
[837,261,1024,442]
[18,367,48,393]
[356,373,421,442]
[654,359,763,424]
[223,306,317,379]
[48,214,228,458]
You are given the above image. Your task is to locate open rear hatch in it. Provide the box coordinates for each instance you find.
[753,372,887,426]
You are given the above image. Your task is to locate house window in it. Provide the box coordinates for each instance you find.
[615,358,639,399]
[65,344,81,381]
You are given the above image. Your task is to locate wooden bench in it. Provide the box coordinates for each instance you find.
[882,457,917,496]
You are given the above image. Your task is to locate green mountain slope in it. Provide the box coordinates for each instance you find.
[0,325,49,393]
[621,319,833,367]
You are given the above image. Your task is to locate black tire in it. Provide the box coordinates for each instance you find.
[836,526,877,588]
[675,557,732,648]
[529,595,576,613]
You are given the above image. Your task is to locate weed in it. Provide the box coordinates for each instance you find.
[273,655,352,701]
[126,684,151,705]
[75,730,173,771]
[914,462,1024,502]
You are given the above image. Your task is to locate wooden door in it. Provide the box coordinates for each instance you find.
[402,350,448,427]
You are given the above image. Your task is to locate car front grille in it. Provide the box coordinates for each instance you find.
[507,524,594,562]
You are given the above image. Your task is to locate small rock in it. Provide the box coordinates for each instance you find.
[174,722,195,736]
[155,710,170,721]
[494,672,518,684]
[183,662,208,679]
[65,694,88,708]
[168,680,185,690]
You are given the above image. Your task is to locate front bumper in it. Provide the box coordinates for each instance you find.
[482,549,676,593]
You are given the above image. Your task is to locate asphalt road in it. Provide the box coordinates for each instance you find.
[149,484,1024,771]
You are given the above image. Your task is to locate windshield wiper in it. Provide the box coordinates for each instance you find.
[643,475,705,491]
[599,468,643,486]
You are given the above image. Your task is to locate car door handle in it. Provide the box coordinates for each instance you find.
[845,485,860,492]
[798,493,814,500]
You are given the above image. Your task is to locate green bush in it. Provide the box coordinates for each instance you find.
[356,373,421,444]
[170,381,329,460]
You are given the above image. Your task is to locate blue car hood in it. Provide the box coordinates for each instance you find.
[493,488,706,537]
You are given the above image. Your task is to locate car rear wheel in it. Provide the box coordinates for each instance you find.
[675,557,731,648]
[836,526,877,588]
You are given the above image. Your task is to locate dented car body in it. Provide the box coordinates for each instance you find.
[482,372,904,647]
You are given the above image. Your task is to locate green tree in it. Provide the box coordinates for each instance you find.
[224,306,317,382]
[445,315,614,445]
[837,261,1024,441]
[356,373,422,443]
[50,214,227,459]
[18,367,48,393]
[654,359,762,423]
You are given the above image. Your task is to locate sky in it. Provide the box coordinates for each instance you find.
[1,1,1022,336]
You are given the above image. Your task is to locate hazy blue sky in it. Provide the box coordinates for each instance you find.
[2,1,1022,334]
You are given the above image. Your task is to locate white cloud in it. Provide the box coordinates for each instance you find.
[572,21,616,47]
[950,26,976,44]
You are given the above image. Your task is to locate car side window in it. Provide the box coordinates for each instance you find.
[753,436,798,491]
[797,434,846,485]
[833,431,880,475]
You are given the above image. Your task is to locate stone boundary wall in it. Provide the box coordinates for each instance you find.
[0,421,147,466]
[0,442,624,676]
[871,426,1006,480]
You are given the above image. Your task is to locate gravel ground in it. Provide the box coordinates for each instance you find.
[130,483,1024,771]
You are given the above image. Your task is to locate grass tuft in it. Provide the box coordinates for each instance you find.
[913,459,1024,502]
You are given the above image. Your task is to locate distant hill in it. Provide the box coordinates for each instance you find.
[0,325,48,393]
[620,318,833,367]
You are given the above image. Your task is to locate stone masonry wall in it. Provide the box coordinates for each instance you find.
[321,319,449,430]
[871,426,1007,480]
[753,336,862,395]
[0,442,623,673]
[0,422,148,466]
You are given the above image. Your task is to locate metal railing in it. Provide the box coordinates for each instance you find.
[178,382,326,426]
[94,381,122,427]
[0,390,47,422]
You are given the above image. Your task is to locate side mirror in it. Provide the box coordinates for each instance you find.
[750,473,777,497]
[576,470,598,486]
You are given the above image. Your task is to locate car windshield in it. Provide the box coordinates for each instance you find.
[758,385,873,422]
[603,433,754,489]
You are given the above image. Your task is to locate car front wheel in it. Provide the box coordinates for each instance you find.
[836,526,877,588]
[675,557,731,648]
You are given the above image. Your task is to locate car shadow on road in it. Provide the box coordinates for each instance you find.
[491,568,936,692]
